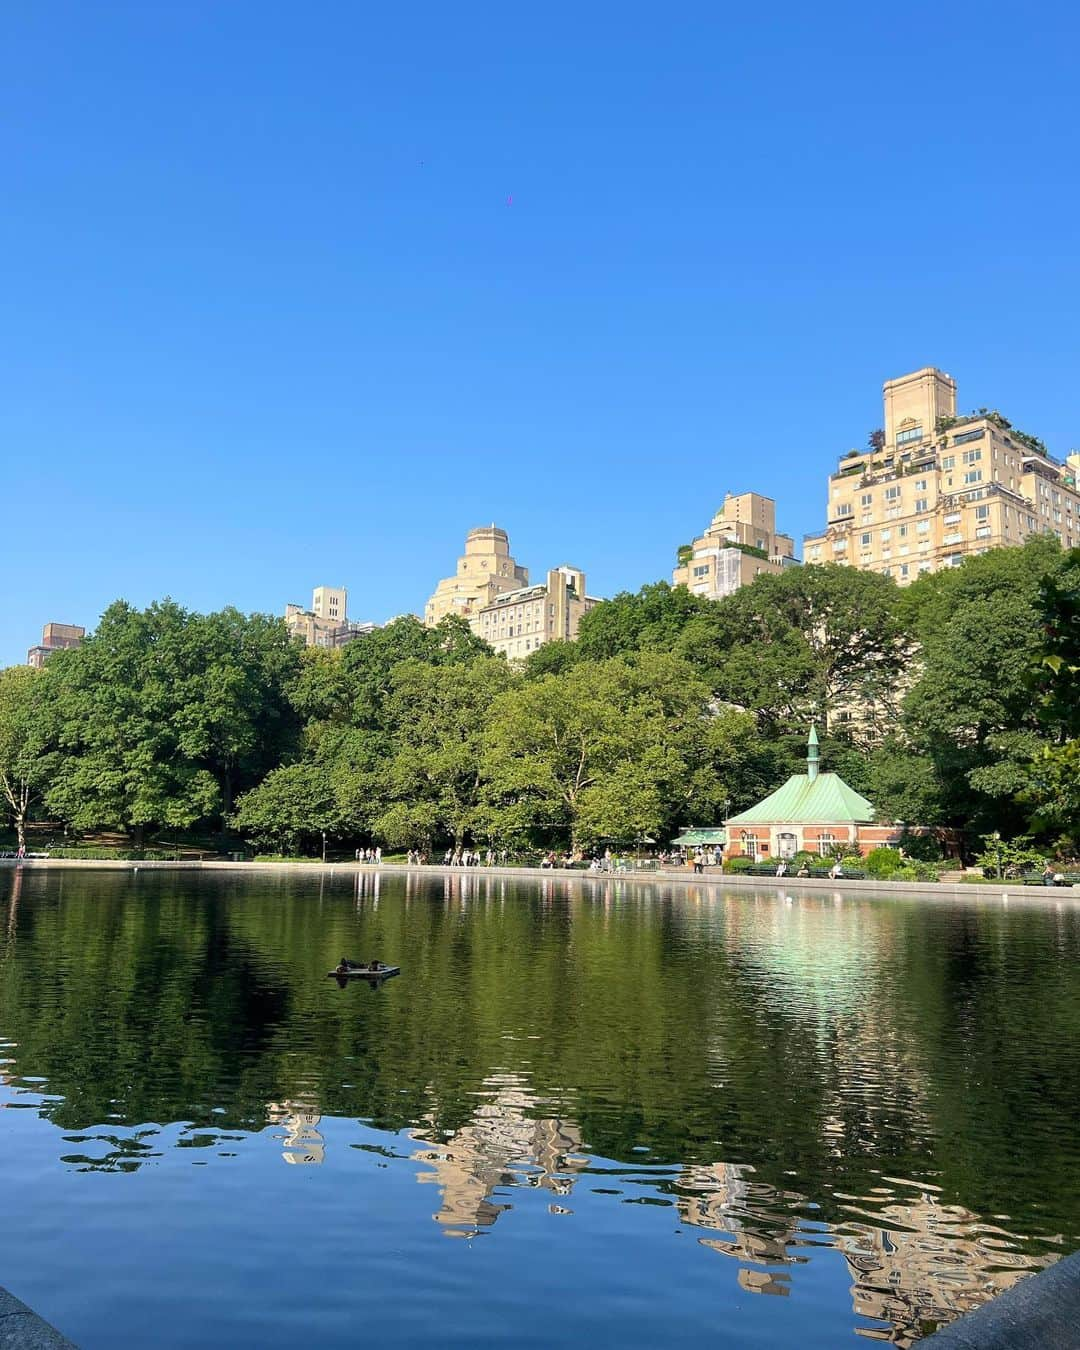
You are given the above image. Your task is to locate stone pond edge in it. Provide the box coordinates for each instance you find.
[3,857,1079,903]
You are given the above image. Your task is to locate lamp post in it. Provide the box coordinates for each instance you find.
[322,831,328,865]
[992,830,1002,880]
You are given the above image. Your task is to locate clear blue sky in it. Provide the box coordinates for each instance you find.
[4,1,1079,665]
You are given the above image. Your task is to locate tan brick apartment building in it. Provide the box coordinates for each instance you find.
[804,367,1080,581]
[672,491,798,600]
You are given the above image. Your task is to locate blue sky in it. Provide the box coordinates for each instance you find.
[4,1,1079,665]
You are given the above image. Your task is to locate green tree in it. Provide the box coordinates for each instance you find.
[898,539,1066,842]
[678,564,904,739]
[230,762,341,854]
[574,582,710,660]
[372,656,517,848]
[0,666,53,852]
[1018,547,1080,848]
[481,653,764,850]
[43,601,221,840]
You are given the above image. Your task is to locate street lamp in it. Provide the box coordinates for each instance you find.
[322,831,328,865]
[991,830,1002,880]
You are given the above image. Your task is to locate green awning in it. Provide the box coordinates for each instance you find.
[671,828,727,846]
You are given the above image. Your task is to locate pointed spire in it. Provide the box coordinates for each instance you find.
[807,723,820,782]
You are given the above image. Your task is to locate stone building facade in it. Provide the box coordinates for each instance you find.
[474,566,598,660]
[804,366,1080,582]
[285,585,375,649]
[424,526,529,627]
[673,491,798,601]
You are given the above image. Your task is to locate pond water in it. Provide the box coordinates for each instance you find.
[1,867,1079,1348]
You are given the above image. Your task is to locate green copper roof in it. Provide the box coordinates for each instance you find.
[726,772,875,825]
[671,828,727,846]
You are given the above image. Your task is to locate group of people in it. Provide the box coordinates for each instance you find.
[439,848,509,868]
[354,847,382,864]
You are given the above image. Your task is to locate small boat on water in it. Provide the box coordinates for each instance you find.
[327,961,400,980]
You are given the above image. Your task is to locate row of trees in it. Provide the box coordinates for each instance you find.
[1,538,1077,857]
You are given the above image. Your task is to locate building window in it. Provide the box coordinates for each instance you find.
[819,831,836,849]
[692,565,710,577]
[914,479,928,491]
[896,426,923,446]
[953,428,985,446]
[835,503,853,518]
[942,456,955,470]
[741,832,758,860]
[885,486,901,501]
[976,526,991,538]
[915,498,928,513]
[861,532,872,546]
[963,469,983,484]
[962,448,982,465]
[860,493,872,507]
[975,504,989,520]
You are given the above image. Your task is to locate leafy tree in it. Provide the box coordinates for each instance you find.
[481,653,764,850]
[574,582,710,660]
[42,602,221,840]
[1019,547,1080,848]
[230,762,341,854]
[898,539,1066,842]
[371,656,517,848]
[0,666,53,851]
[679,564,904,738]
[325,614,491,731]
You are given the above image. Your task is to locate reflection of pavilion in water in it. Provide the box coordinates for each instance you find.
[410,1072,587,1237]
[266,1100,325,1165]
[675,1161,1040,1345]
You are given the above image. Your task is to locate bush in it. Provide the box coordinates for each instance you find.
[46,846,176,861]
[865,847,904,878]
[723,856,756,873]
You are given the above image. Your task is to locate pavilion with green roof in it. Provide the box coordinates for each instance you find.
[723,726,903,861]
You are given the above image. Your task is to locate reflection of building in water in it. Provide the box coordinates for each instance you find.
[676,1162,802,1286]
[266,1100,324,1165]
[410,1073,586,1237]
[837,1193,1039,1345]
[675,1162,1044,1346]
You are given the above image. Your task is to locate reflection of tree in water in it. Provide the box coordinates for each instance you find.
[2,868,1078,1344]
[410,1072,587,1237]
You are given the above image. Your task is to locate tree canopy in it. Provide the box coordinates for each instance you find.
[2,538,1076,860]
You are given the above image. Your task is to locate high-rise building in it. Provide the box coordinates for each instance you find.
[474,566,598,660]
[27,622,85,668]
[424,526,529,627]
[803,367,1080,582]
[285,586,375,649]
[672,491,798,600]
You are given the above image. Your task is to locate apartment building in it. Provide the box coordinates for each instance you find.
[474,566,598,660]
[672,491,798,600]
[804,367,1080,582]
[285,585,375,649]
[424,526,530,627]
[27,622,85,667]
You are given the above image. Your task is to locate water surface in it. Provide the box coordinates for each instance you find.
[2,867,1078,1347]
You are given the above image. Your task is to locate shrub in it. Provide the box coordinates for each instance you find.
[865,847,904,878]
[46,846,176,861]
[723,856,756,873]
